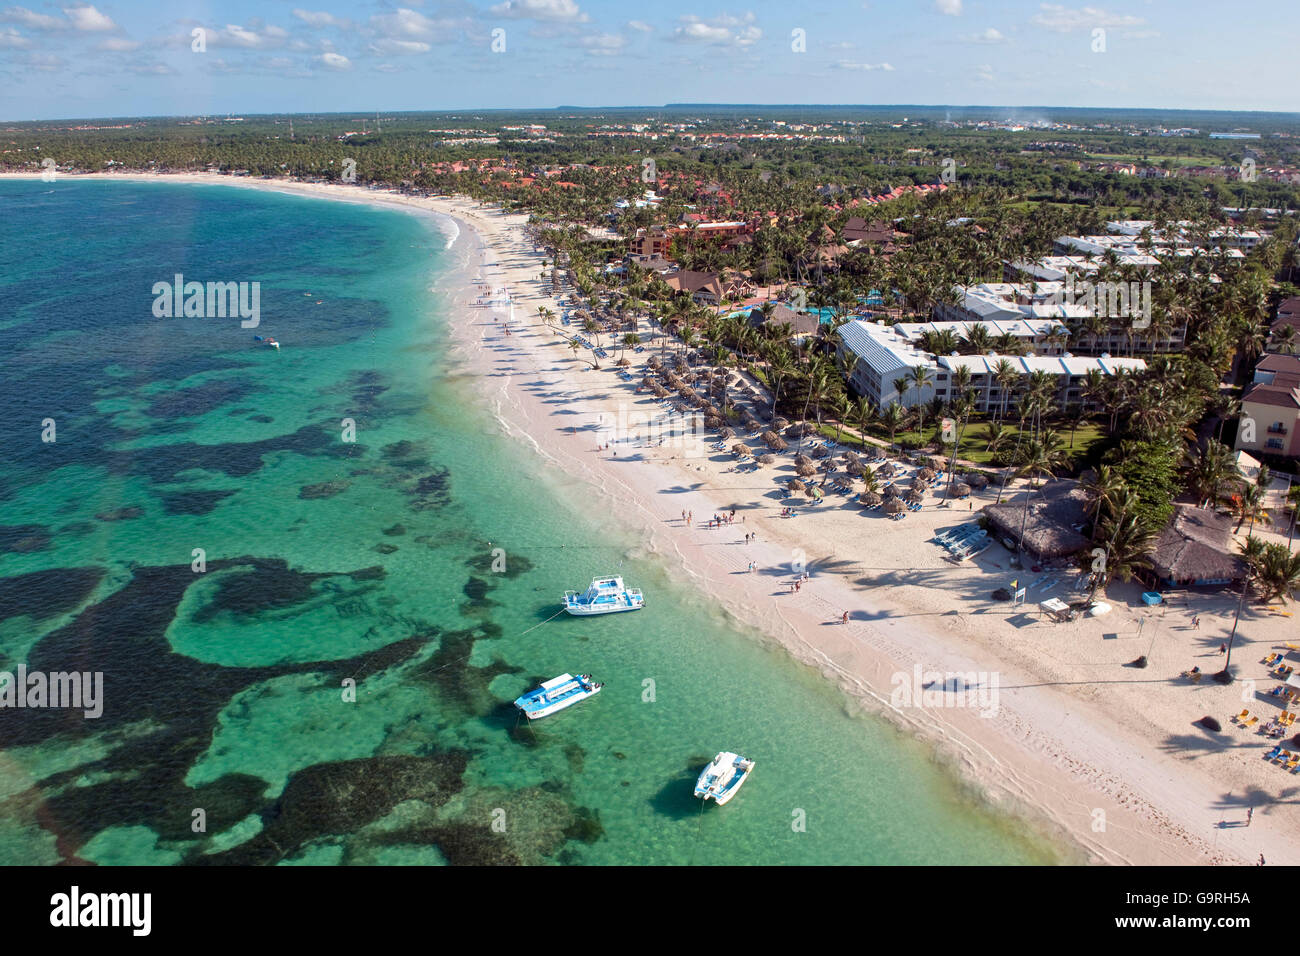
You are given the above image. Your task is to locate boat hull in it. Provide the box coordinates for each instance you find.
[518,687,600,719]
[563,601,644,616]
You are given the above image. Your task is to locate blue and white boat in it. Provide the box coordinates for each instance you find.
[694,752,755,805]
[562,576,645,616]
[513,673,602,720]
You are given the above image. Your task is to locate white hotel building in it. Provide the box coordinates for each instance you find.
[837,320,1147,414]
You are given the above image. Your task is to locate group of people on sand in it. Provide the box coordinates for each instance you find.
[706,509,739,530]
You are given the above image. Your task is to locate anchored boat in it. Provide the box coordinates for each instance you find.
[694,752,755,805]
[513,673,602,720]
[563,576,645,616]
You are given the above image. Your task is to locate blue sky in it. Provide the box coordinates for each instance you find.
[0,0,1294,120]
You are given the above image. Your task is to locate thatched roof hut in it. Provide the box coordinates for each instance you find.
[832,475,855,490]
[787,422,816,438]
[1148,505,1247,589]
[646,354,662,369]
[787,478,806,493]
[756,453,775,466]
[616,357,631,367]
[763,431,787,450]
[883,498,906,515]
[948,482,972,499]
[796,462,817,478]
[860,491,882,507]
[810,445,831,459]
[966,472,990,490]
[982,482,1090,560]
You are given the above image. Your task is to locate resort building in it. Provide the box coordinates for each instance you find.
[664,271,725,306]
[1236,353,1300,459]
[837,320,1146,412]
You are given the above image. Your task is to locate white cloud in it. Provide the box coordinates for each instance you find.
[96,35,139,51]
[2,7,65,30]
[293,9,347,29]
[837,60,894,71]
[576,32,626,55]
[490,0,589,22]
[935,0,962,15]
[373,62,402,73]
[627,20,652,33]
[316,51,351,70]
[1031,4,1143,32]
[21,50,64,70]
[63,4,114,31]
[966,27,1005,43]
[672,13,760,47]
[366,38,430,55]
[0,25,29,46]
[975,63,994,81]
[127,61,174,74]
[369,8,439,39]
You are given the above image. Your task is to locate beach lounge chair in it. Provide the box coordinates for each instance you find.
[1276,750,1292,765]
[1236,709,1250,722]
[1247,716,1259,726]
[1266,745,1283,761]
[1288,756,1300,771]
[1264,653,1280,665]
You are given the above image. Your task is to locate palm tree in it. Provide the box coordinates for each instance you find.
[1011,438,1067,565]
[1186,440,1238,510]
[852,396,875,451]
[908,365,934,443]
[1080,465,1126,542]
[1235,482,1271,534]
[1285,483,1300,551]
[1084,506,1155,605]
[879,403,906,452]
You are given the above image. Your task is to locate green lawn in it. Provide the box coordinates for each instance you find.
[1084,153,1222,167]
[818,418,1108,468]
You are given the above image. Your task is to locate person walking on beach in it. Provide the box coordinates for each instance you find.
[842,611,849,625]
[1247,807,1253,827]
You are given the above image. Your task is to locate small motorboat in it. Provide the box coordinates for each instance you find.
[563,576,645,616]
[513,673,602,720]
[694,752,755,805]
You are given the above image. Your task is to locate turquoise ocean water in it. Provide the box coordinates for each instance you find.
[0,180,1065,864]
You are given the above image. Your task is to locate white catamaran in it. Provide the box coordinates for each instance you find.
[694,752,755,805]
[562,576,645,616]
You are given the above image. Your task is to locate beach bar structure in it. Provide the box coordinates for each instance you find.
[981,482,1091,560]
[1145,505,1247,590]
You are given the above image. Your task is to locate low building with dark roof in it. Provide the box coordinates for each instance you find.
[981,481,1090,560]
[1147,505,1247,589]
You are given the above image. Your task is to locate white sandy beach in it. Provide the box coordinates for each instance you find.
[9,170,1299,866]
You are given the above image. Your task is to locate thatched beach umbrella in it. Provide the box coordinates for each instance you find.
[805,485,821,500]
[918,467,936,481]
[860,491,883,508]
[810,445,831,459]
[796,462,816,478]
[832,475,854,490]
[731,443,749,456]
[842,450,861,464]
[846,460,867,477]
[705,415,724,429]
[949,482,972,499]
[794,453,813,468]
[763,431,787,450]
[616,357,631,367]
[878,463,897,478]
[647,354,662,369]
[883,498,906,515]
[719,427,736,440]
[910,476,929,491]
[786,422,815,438]
[967,472,990,490]
[651,383,669,398]
[756,453,775,466]
[906,489,924,504]
[787,478,806,493]
[882,483,901,498]
[927,456,945,471]
[772,417,790,431]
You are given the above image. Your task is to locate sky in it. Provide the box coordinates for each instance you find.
[0,0,1295,120]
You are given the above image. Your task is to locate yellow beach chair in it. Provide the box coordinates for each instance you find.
[1289,756,1300,772]
[1264,653,1280,665]
[1276,751,1291,765]
[1247,716,1260,727]
[1236,709,1250,722]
